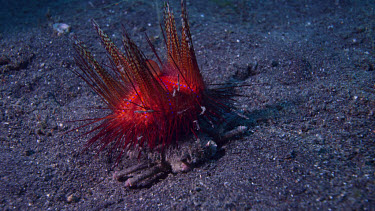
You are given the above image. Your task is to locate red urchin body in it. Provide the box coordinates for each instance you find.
[73,1,232,162]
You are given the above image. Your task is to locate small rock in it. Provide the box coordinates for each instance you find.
[53,23,71,35]
[67,194,79,203]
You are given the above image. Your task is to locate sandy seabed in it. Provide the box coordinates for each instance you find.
[0,0,374,210]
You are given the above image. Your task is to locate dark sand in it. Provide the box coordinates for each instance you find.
[1,0,374,209]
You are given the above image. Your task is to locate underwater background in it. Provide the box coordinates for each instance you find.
[0,0,374,209]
